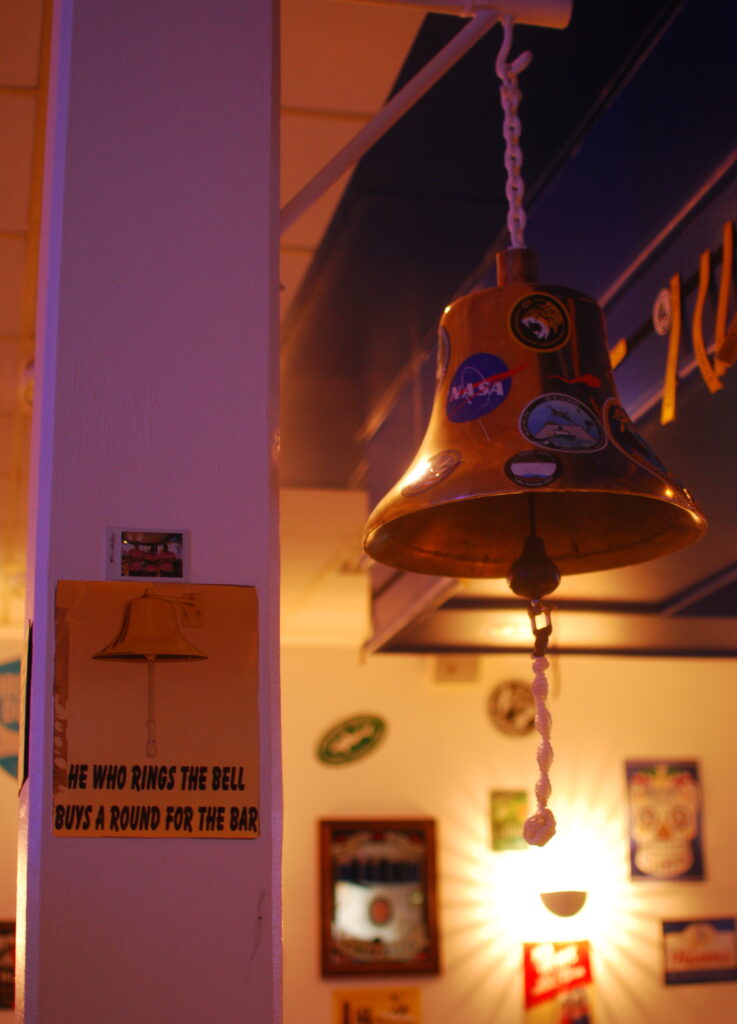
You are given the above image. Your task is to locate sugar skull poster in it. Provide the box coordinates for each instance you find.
[625,760,703,880]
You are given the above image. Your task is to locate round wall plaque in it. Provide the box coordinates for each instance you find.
[488,681,536,736]
[317,714,387,765]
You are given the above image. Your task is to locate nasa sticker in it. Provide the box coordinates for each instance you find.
[402,448,462,496]
[505,450,562,488]
[520,393,606,452]
[510,292,570,351]
[446,352,515,423]
[603,398,669,478]
[436,325,451,384]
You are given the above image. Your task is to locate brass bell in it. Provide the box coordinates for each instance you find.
[363,249,706,583]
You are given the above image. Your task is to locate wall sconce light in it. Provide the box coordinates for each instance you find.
[540,890,587,917]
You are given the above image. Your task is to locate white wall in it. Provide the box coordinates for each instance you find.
[17,2,281,1020]
[282,646,737,1024]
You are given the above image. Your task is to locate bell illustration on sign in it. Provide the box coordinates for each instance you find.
[94,589,207,759]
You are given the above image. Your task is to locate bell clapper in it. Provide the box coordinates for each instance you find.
[508,494,559,847]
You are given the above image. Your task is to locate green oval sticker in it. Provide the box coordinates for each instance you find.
[317,714,386,766]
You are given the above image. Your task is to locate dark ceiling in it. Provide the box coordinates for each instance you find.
[280,0,686,488]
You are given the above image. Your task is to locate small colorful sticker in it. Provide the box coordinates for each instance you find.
[436,326,450,384]
[510,292,570,351]
[505,450,562,488]
[604,399,669,477]
[317,714,386,766]
[401,449,462,496]
[652,286,672,337]
[520,393,605,452]
[548,372,601,388]
[446,353,521,423]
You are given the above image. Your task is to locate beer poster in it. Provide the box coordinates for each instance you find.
[523,940,595,1022]
[53,580,259,839]
[663,918,737,985]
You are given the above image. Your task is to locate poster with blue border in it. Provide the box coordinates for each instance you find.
[663,918,737,985]
[625,760,704,880]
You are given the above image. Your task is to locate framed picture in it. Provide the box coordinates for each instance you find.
[625,759,704,880]
[319,819,440,976]
[663,918,737,985]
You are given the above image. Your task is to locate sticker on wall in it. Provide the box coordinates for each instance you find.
[488,681,536,736]
[401,449,462,497]
[52,580,260,839]
[106,528,189,581]
[436,326,450,384]
[0,660,20,780]
[317,714,387,766]
[505,450,562,488]
[520,393,605,452]
[491,790,529,851]
[603,399,669,478]
[663,918,737,985]
[524,941,595,1022]
[332,987,421,1024]
[510,292,570,351]
[625,760,704,880]
[446,353,523,423]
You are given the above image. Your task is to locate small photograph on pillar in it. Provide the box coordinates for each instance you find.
[106,529,187,580]
[52,580,260,839]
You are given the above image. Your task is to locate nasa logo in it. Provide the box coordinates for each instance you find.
[510,292,570,351]
[446,353,520,423]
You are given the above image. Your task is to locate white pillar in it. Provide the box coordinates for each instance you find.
[17,2,281,1021]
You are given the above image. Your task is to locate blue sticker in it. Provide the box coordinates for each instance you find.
[520,393,605,452]
[446,353,517,423]
[604,399,668,476]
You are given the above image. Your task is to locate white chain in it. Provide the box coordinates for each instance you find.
[522,655,557,847]
[495,16,532,250]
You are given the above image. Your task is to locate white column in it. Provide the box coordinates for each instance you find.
[17,2,281,1021]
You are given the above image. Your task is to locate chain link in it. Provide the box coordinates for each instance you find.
[495,17,532,250]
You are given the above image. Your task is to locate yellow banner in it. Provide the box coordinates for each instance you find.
[52,580,259,838]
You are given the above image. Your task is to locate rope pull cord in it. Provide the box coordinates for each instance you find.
[522,600,557,847]
[495,16,532,250]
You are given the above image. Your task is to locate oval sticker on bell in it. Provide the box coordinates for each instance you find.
[402,449,462,496]
[436,325,451,384]
[520,393,606,452]
[505,450,562,487]
[510,292,570,351]
[446,353,514,423]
